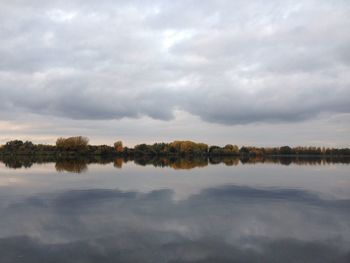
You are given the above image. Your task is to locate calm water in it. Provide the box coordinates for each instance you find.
[0,158,349,262]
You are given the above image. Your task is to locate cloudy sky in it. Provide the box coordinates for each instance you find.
[0,0,349,147]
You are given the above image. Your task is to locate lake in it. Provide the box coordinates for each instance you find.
[0,157,349,262]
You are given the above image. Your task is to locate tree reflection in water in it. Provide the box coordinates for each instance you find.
[55,160,88,174]
[0,155,349,173]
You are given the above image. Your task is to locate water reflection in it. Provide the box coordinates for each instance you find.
[0,155,349,262]
[55,160,88,173]
[0,155,349,173]
[134,156,209,169]
[0,185,349,262]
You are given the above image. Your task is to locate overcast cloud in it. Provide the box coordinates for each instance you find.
[0,0,349,145]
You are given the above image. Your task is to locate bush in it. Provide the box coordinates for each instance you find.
[56,136,89,151]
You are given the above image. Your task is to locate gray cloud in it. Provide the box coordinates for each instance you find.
[0,0,349,125]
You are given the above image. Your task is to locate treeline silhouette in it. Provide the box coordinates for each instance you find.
[1,137,349,158]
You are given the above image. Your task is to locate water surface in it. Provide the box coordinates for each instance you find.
[0,158,349,262]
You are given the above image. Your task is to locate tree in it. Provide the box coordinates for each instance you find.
[239,146,250,154]
[4,140,24,150]
[223,144,239,155]
[280,146,293,155]
[209,146,222,155]
[56,136,89,151]
[114,141,124,153]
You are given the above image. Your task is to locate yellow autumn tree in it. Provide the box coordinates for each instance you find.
[114,141,124,153]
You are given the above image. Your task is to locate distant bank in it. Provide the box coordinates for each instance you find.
[0,136,349,157]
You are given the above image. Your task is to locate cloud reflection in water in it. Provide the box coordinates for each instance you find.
[0,185,349,262]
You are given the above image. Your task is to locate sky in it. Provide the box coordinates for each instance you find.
[0,0,349,147]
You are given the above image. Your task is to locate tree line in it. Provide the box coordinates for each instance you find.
[0,136,349,157]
